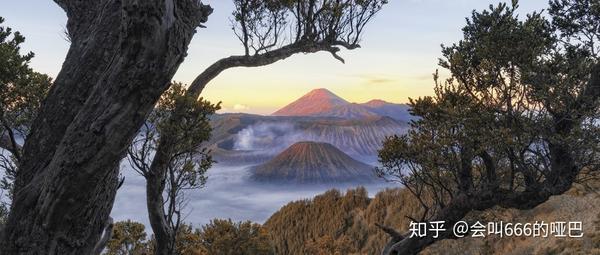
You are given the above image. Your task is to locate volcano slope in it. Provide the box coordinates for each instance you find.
[251,141,377,184]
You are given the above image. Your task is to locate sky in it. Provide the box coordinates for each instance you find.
[2,0,549,114]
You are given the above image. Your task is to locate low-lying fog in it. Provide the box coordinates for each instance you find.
[112,161,396,228]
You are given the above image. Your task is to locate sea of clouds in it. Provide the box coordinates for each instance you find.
[111,161,395,229]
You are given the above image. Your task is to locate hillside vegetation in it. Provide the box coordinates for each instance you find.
[264,184,600,255]
[105,182,599,254]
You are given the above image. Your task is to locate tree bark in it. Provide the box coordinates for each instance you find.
[0,115,22,161]
[1,1,211,254]
[146,135,177,255]
[0,131,18,155]
[92,217,114,255]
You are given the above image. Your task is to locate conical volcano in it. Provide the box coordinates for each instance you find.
[272,88,349,116]
[271,88,412,121]
[251,141,377,184]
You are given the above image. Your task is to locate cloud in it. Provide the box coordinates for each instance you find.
[350,73,441,86]
[349,74,397,85]
[367,77,395,85]
[233,122,307,152]
[233,104,250,110]
[112,163,393,228]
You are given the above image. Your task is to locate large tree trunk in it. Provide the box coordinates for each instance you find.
[1,1,211,254]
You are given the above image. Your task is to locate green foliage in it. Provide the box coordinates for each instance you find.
[0,72,51,136]
[376,0,600,224]
[106,220,150,255]
[128,82,221,249]
[130,82,220,189]
[549,0,600,56]
[0,16,51,215]
[0,16,51,139]
[0,16,33,87]
[152,82,221,190]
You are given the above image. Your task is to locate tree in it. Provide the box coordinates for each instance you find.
[106,219,272,255]
[127,82,219,254]
[199,219,273,255]
[172,224,204,255]
[106,220,150,255]
[136,1,388,254]
[264,187,372,254]
[1,1,213,254]
[376,1,600,254]
[305,234,357,255]
[0,71,51,209]
[0,16,52,225]
[0,0,387,253]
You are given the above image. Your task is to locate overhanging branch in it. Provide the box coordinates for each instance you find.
[187,41,357,97]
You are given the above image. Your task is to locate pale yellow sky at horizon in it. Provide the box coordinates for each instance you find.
[202,69,438,115]
[4,1,549,115]
[195,49,447,115]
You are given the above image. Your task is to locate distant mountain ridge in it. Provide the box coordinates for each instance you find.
[251,141,377,184]
[207,89,411,166]
[272,88,411,121]
[314,103,381,119]
[207,113,409,165]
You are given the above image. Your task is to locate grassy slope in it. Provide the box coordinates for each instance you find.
[264,183,600,255]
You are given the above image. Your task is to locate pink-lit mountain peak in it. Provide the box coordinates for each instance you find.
[272,88,349,116]
[362,99,390,107]
[271,88,412,121]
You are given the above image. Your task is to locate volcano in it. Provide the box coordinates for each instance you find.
[314,103,380,119]
[272,88,348,116]
[271,88,412,121]
[251,141,377,184]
